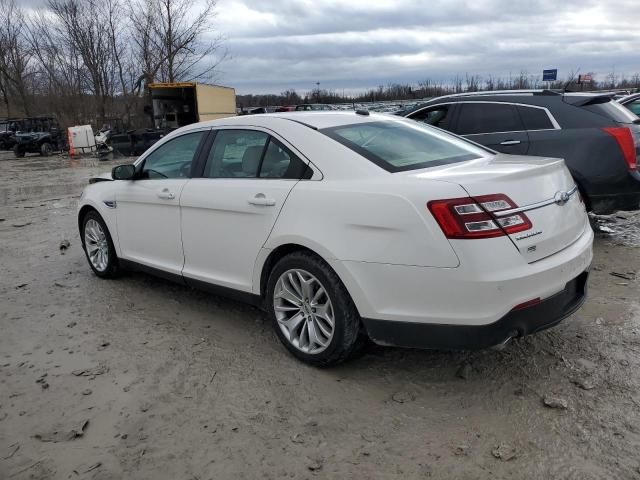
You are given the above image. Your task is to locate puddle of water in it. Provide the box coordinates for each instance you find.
[0,183,87,206]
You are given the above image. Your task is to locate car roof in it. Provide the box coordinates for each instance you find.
[185,111,395,131]
[401,90,620,115]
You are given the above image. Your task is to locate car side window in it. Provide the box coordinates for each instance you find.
[141,131,205,179]
[260,138,312,179]
[204,130,269,178]
[455,103,523,135]
[204,130,312,179]
[627,100,640,116]
[409,105,451,129]
[517,106,554,130]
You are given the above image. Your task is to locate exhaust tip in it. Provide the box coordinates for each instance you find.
[491,330,520,351]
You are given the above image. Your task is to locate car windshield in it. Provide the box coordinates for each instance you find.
[321,120,488,172]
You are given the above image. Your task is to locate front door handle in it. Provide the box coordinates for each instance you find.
[500,140,521,146]
[157,188,175,200]
[248,193,276,207]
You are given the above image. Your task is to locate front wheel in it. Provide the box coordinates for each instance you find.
[81,211,120,278]
[266,251,365,366]
[13,144,25,158]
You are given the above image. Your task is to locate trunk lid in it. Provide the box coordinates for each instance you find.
[409,154,589,262]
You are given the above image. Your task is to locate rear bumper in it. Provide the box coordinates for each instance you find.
[589,191,640,214]
[362,271,589,350]
[588,170,640,214]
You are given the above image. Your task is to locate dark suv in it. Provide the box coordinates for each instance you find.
[400,90,640,213]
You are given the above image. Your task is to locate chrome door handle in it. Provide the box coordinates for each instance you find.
[500,140,521,146]
[157,189,175,200]
[248,193,276,206]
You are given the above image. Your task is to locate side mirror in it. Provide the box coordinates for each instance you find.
[112,164,136,180]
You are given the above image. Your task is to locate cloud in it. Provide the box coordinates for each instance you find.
[213,0,640,94]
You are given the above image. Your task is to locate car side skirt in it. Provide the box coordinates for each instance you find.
[118,259,264,309]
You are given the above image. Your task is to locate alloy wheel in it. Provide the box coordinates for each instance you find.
[273,269,335,354]
[84,219,109,272]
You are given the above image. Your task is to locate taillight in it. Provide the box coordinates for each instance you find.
[427,194,532,240]
[603,127,637,171]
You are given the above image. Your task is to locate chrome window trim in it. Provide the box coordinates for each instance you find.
[408,100,561,134]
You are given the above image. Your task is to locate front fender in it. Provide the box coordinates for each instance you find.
[78,183,121,256]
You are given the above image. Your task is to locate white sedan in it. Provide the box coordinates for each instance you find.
[78,112,593,366]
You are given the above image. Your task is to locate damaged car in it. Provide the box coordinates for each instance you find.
[78,112,593,366]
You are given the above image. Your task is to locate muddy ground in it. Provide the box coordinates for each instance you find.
[0,151,639,480]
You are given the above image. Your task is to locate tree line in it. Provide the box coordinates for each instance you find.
[237,70,640,109]
[0,0,225,128]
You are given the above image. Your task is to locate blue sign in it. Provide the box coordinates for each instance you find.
[543,69,558,81]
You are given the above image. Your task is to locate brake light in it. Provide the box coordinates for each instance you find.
[603,127,637,171]
[427,194,532,240]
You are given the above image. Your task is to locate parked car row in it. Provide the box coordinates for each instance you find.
[399,90,640,214]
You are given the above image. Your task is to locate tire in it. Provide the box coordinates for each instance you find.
[81,210,120,278]
[13,145,25,158]
[266,251,365,367]
[40,142,52,156]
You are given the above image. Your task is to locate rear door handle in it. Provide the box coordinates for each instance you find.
[248,193,276,206]
[500,140,521,146]
[157,188,175,200]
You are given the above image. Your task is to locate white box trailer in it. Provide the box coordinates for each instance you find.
[67,125,96,156]
[149,82,236,129]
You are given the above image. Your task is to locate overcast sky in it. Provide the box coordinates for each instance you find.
[21,0,640,95]
[213,0,640,95]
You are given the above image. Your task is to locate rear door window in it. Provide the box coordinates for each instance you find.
[455,103,523,135]
[408,105,452,129]
[204,130,269,178]
[204,129,311,179]
[517,106,555,130]
[259,138,312,179]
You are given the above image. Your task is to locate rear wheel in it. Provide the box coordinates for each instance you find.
[40,142,53,156]
[81,211,120,278]
[267,251,365,366]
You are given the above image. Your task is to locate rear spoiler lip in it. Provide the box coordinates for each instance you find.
[562,94,614,107]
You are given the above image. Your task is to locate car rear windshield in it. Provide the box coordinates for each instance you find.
[582,100,639,124]
[321,120,487,172]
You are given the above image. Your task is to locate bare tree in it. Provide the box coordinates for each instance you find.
[45,0,118,125]
[465,73,480,92]
[104,0,139,125]
[0,0,33,115]
[130,0,227,85]
[26,7,88,125]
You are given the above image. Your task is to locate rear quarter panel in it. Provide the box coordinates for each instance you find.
[527,127,635,197]
[264,178,466,268]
